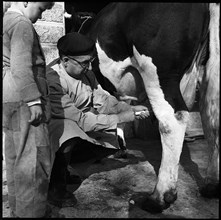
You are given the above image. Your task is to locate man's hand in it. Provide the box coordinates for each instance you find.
[28,104,43,126]
[131,105,149,120]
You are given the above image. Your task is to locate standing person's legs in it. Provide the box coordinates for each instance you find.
[3,102,52,218]
[3,102,19,216]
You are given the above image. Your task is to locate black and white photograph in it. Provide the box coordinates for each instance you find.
[2,2,219,218]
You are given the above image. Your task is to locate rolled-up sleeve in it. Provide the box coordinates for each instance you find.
[47,72,119,132]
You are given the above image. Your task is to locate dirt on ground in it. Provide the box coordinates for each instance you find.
[2,137,219,218]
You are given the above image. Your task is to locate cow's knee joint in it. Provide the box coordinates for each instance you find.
[159,121,172,134]
[175,111,189,124]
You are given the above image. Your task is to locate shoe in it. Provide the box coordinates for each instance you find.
[48,188,77,208]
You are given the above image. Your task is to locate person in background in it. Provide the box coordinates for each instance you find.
[46,32,149,207]
[3,2,54,218]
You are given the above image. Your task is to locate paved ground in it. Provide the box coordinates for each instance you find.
[2,137,219,218]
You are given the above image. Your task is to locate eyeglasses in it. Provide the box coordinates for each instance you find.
[68,56,95,69]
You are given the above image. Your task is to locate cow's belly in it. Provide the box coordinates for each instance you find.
[96,41,146,101]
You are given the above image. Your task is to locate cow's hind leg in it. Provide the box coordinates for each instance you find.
[132,46,189,212]
[199,64,219,198]
[198,3,219,198]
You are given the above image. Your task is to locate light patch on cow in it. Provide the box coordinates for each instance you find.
[180,63,199,111]
[131,46,189,196]
[96,41,146,101]
[95,41,133,92]
[199,3,220,182]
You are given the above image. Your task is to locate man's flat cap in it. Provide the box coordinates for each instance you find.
[57,32,95,56]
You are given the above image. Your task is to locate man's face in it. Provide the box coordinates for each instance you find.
[24,2,50,23]
[62,55,94,79]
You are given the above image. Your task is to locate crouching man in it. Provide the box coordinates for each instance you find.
[46,32,149,207]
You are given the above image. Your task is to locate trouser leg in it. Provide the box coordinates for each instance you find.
[3,103,20,215]
[49,138,79,193]
[48,138,79,207]
[4,129,16,213]
[4,103,51,218]
[49,149,68,194]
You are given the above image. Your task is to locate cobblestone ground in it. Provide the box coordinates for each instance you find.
[2,138,219,218]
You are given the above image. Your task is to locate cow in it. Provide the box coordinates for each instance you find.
[66,3,220,213]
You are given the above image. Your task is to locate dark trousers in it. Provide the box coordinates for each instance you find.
[49,138,117,192]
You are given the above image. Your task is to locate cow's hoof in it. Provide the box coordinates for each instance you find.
[164,188,177,204]
[200,182,219,198]
[141,189,177,213]
[141,194,170,213]
[130,189,177,214]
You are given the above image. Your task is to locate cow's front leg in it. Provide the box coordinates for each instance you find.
[132,46,189,212]
[153,111,189,207]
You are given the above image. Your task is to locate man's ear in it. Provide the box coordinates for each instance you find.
[62,56,69,67]
[62,56,69,63]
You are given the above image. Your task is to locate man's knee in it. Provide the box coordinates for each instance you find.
[60,137,80,154]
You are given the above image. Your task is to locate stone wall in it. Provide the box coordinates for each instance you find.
[34,2,65,65]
